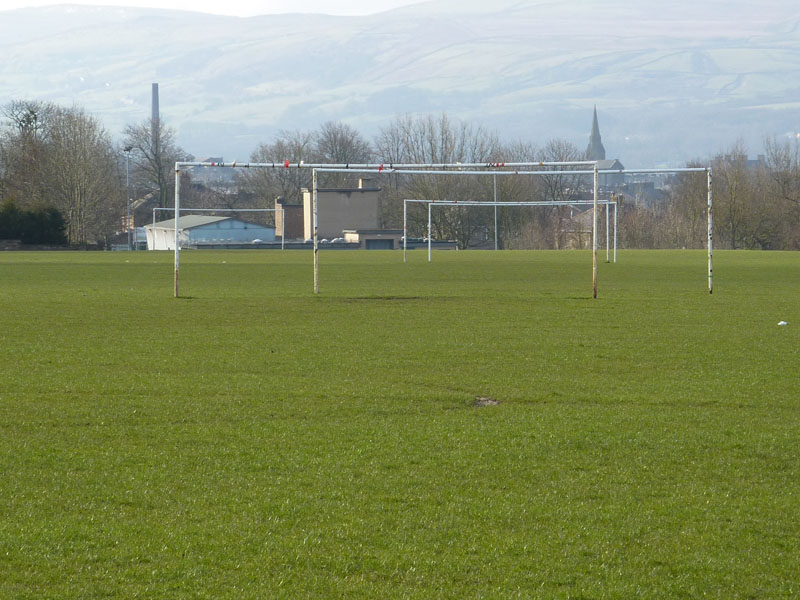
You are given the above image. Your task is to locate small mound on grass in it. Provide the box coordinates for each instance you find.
[474,396,500,407]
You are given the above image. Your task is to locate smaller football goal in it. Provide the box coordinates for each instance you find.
[402,198,619,263]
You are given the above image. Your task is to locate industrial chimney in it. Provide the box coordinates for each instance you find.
[151,83,160,161]
[151,83,159,133]
[151,82,165,207]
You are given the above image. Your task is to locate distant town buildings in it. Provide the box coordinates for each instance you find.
[144,215,275,250]
[301,183,383,242]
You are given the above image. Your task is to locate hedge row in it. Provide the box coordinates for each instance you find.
[0,199,68,245]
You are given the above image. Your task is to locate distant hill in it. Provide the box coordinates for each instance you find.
[2,0,799,165]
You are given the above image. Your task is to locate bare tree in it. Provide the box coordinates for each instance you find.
[237,123,372,225]
[620,205,658,249]
[487,140,539,249]
[315,121,372,163]
[314,121,374,188]
[44,107,121,245]
[533,139,585,249]
[0,100,58,208]
[764,136,800,248]
[122,118,189,208]
[2,99,56,141]
[238,130,317,210]
[713,143,756,249]
[765,136,800,207]
[662,164,709,248]
[376,113,500,247]
[2,102,122,245]
[376,113,498,164]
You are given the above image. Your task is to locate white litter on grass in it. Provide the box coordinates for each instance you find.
[778,321,788,326]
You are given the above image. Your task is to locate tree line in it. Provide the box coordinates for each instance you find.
[2,99,800,250]
[0,100,188,247]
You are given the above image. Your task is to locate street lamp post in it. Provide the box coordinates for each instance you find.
[124,145,133,250]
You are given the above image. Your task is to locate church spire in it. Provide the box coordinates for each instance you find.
[585,105,606,161]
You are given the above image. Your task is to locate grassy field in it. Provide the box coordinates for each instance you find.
[0,249,798,598]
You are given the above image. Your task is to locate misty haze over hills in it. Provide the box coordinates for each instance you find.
[2,0,800,165]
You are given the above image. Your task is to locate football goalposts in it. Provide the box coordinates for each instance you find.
[172,161,713,299]
[403,198,619,263]
[313,164,712,298]
[171,160,595,295]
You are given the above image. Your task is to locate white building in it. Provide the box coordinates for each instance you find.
[145,215,275,250]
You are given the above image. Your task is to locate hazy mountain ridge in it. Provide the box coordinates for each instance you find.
[2,0,799,165]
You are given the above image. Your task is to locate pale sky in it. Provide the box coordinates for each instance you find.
[0,0,425,17]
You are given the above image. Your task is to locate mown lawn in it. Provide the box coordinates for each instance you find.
[0,249,798,598]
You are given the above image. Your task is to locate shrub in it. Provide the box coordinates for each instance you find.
[0,198,67,245]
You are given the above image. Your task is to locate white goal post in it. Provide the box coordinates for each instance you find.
[403,198,619,263]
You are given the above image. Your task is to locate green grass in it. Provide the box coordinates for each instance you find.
[1,249,798,598]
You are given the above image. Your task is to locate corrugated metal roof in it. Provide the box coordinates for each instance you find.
[145,215,230,230]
